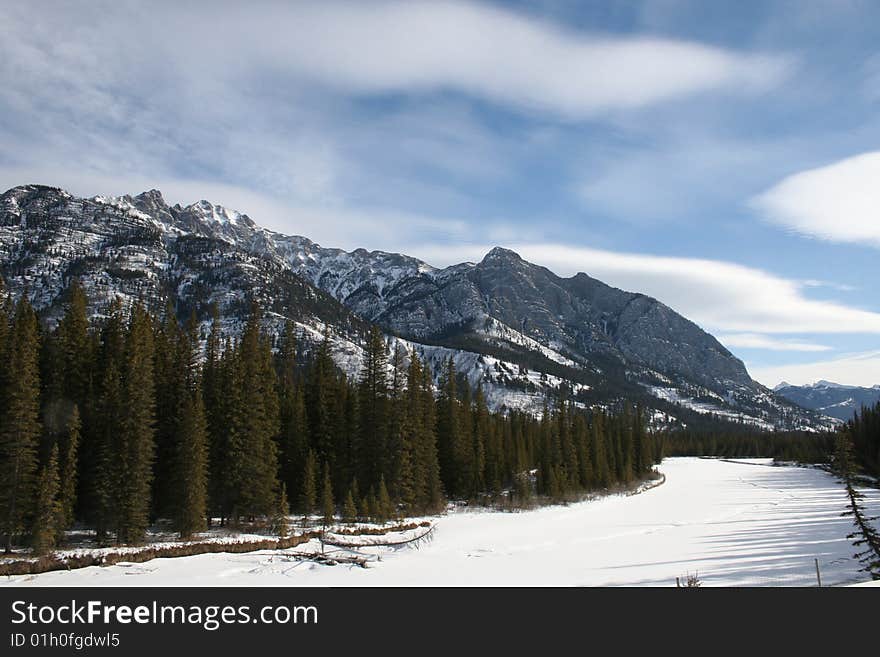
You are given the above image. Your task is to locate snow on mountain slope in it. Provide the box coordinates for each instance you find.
[775,381,880,421]
[0,184,828,429]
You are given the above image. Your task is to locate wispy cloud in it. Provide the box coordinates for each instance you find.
[716,333,831,352]
[0,1,792,124]
[748,350,880,388]
[260,0,792,118]
[752,151,880,248]
[800,279,857,292]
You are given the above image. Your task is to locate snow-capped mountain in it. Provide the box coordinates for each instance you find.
[774,381,880,421]
[0,184,830,430]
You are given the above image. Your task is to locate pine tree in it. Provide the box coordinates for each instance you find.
[277,321,307,505]
[357,327,389,492]
[57,279,91,407]
[471,386,489,496]
[350,477,361,516]
[91,346,124,541]
[212,336,242,525]
[116,303,156,544]
[321,464,335,527]
[377,476,393,523]
[0,296,42,552]
[343,489,357,524]
[591,411,609,489]
[202,305,225,524]
[306,331,337,473]
[152,300,186,520]
[836,429,880,580]
[389,345,415,510]
[174,387,209,539]
[437,357,463,497]
[57,405,81,541]
[361,494,372,523]
[301,449,318,519]
[232,303,280,520]
[84,299,127,541]
[418,364,444,512]
[32,445,61,556]
[275,484,290,538]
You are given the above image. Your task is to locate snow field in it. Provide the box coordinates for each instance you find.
[4,458,878,587]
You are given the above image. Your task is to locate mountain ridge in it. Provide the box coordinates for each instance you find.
[0,184,831,431]
[775,380,880,421]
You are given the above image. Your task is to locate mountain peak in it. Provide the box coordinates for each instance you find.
[814,380,848,389]
[2,184,67,199]
[481,246,523,263]
[132,189,169,213]
[184,199,251,227]
[135,189,165,204]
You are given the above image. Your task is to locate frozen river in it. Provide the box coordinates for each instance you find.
[6,457,879,587]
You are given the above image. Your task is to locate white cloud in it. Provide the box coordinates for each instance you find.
[800,279,857,292]
[752,151,880,248]
[0,1,792,124]
[716,333,831,352]
[267,1,791,117]
[748,351,880,388]
[409,242,880,335]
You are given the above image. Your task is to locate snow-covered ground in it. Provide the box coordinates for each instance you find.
[4,458,879,587]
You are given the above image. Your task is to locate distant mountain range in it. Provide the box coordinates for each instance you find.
[0,184,833,431]
[774,380,880,421]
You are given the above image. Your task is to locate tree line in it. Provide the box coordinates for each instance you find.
[660,429,836,464]
[0,279,660,554]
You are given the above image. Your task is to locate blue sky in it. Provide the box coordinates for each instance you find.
[1,0,879,386]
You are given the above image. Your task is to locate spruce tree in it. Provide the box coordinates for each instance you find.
[152,300,186,520]
[836,429,880,580]
[471,387,489,495]
[202,305,225,523]
[437,357,463,497]
[361,494,372,523]
[301,449,318,519]
[275,484,290,538]
[174,387,209,539]
[591,411,609,489]
[277,321,307,505]
[57,280,91,409]
[418,364,444,512]
[306,332,337,472]
[389,346,416,510]
[84,300,126,541]
[321,464,335,527]
[377,476,393,523]
[357,327,389,492]
[0,296,42,552]
[91,353,123,540]
[32,445,61,556]
[116,303,156,545]
[232,303,280,520]
[57,405,81,541]
[213,336,242,524]
[343,489,357,524]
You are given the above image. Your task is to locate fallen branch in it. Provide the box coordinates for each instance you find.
[0,531,322,577]
[321,525,436,549]
[273,551,372,568]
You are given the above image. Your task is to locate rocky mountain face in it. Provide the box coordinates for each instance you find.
[774,381,880,421]
[0,184,830,431]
